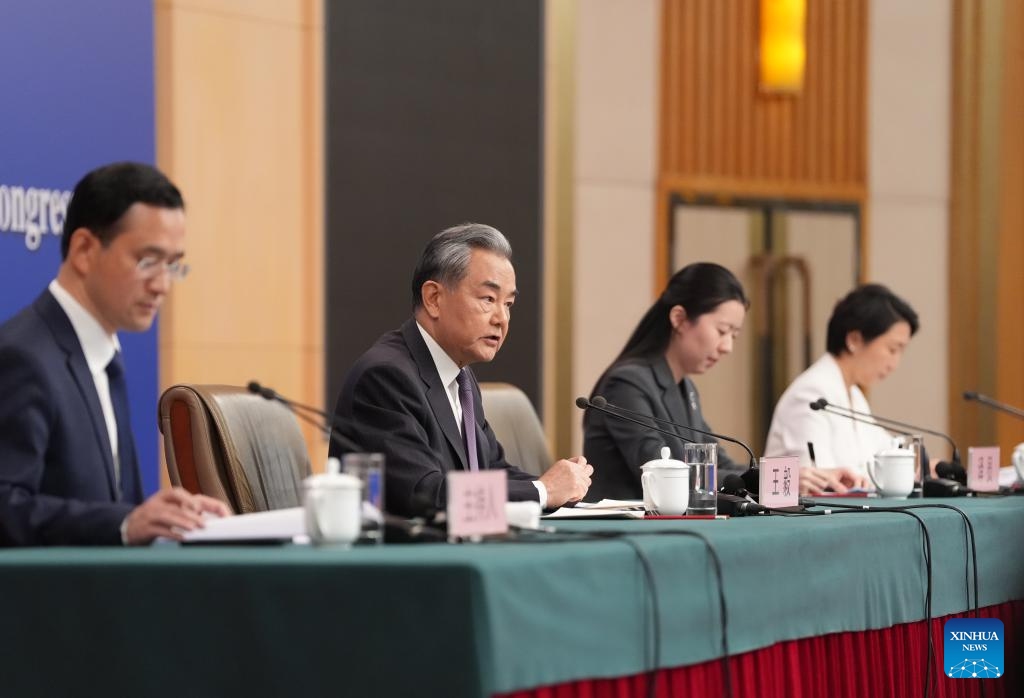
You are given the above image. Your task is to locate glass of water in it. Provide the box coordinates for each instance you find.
[683,443,717,515]
[341,452,385,544]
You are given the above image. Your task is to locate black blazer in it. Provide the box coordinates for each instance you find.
[0,291,141,545]
[582,355,741,501]
[330,318,540,517]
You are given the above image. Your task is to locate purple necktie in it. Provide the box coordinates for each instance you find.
[456,369,480,471]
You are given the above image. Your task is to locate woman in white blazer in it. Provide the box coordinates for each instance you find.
[765,284,919,494]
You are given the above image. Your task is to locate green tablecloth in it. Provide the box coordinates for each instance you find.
[1,497,1022,697]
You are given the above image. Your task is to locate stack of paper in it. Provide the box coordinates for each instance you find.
[180,507,306,543]
[542,500,645,520]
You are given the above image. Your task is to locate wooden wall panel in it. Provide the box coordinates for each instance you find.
[994,0,1024,454]
[952,0,1024,457]
[657,0,867,287]
[155,0,326,481]
[659,0,866,198]
[946,0,1024,456]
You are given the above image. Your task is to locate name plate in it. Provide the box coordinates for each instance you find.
[759,456,800,508]
[446,470,508,538]
[967,446,1000,492]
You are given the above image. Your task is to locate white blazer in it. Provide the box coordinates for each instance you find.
[764,353,892,474]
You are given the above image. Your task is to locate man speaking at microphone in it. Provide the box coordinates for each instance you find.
[331,223,592,516]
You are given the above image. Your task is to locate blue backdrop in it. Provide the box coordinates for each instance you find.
[0,0,161,494]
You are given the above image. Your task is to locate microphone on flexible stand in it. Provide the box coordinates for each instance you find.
[808,400,969,496]
[248,380,364,452]
[576,397,699,447]
[810,397,961,468]
[577,398,771,515]
[578,395,762,495]
[961,391,1024,490]
[809,399,915,436]
[963,391,1024,419]
[248,381,447,541]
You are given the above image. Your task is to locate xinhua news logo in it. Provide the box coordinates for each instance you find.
[944,618,1004,679]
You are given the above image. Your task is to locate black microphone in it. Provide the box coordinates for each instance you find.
[589,395,761,494]
[716,492,769,516]
[809,400,971,496]
[812,397,961,466]
[720,473,754,499]
[576,397,699,449]
[248,380,364,453]
[923,477,973,497]
[809,399,916,437]
[248,383,455,542]
[935,460,968,486]
[963,391,1024,420]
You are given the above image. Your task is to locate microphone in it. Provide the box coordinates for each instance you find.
[810,399,915,437]
[248,380,364,453]
[581,395,761,495]
[963,391,1024,420]
[716,492,769,516]
[922,477,973,497]
[576,396,699,448]
[935,460,967,486]
[720,473,754,499]
[249,382,452,542]
[811,397,961,466]
[809,400,970,496]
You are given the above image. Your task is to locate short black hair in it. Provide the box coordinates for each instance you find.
[826,284,919,356]
[61,161,184,259]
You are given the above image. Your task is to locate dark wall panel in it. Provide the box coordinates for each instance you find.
[326,0,543,411]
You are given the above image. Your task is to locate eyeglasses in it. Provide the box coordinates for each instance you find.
[136,256,190,281]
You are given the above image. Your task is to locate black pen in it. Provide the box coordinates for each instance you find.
[807,441,817,467]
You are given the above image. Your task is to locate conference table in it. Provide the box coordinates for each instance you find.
[1,496,1021,697]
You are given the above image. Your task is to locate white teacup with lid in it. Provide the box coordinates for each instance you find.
[640,447,691,515]
[867,446,915,499]
[304,457,363,545]
[1012,442,1024,483]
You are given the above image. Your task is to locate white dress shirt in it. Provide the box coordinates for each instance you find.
[48,280,122,470]
[764,353,893,475]
[416,323,547,506]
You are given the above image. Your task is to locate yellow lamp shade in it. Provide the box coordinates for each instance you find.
[760,0,806,93]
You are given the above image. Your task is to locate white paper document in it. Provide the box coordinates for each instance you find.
[574,499,645,510]
[180,507,306,543]
[542,505,645,520]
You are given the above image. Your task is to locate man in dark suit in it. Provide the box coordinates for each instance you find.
[331,223,592,516]
[0,162,229,546]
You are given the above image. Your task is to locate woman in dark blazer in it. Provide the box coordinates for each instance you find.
[583,263,749,501]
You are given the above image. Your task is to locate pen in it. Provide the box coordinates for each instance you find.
[807,441,817,467]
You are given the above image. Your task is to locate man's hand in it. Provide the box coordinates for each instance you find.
[798,467,868,496]
[539,455,593,508]
[124,487,232,545]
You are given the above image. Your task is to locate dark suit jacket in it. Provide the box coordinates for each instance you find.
[0,291,141,545]
[330,318,540,517]
[582,355,742,501]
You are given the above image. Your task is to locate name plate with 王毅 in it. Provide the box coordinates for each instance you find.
[759,456,800,508]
